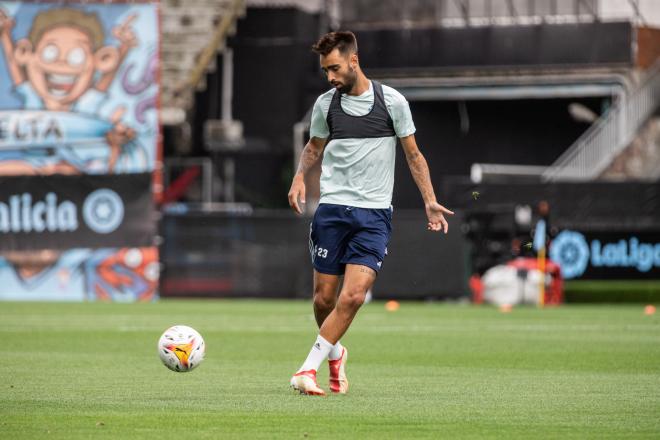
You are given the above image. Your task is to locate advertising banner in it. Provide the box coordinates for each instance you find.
[0,173,155,251]
[549,230,660,280]
[0,2,160,301]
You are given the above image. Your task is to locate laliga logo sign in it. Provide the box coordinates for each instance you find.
[549,230,660,279]
[548,231,590,279]
[0,189,124,235]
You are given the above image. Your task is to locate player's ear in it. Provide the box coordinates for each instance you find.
[350,52,358,68]
[14,39,32,66]
[94,46,119,73]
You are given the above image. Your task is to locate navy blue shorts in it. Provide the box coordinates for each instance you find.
[309,203,392,275]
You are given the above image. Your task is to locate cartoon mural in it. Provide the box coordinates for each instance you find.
[0,2,158,174]
[0,247,159,301]
[0,2,159,302]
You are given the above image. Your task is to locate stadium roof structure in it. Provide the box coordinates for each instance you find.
[246,0,324,14]
[380,71,628,102]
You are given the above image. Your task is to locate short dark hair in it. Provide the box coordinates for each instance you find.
[312,31,357,56]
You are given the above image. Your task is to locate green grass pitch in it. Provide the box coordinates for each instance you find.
[1,299,659,439]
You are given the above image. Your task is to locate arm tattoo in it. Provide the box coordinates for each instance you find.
[296,142,323,176]
[406,151,436,204]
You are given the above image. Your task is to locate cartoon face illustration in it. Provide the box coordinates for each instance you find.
[16,26,117,106]
[1,7,137,112]
[11,9,119,109]
[0,7,143,175]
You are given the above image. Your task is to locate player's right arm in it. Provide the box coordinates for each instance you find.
[0,8,24,85]
[288,92,331,214]
[288,136,326,215]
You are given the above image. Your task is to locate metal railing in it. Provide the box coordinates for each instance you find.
[542,61,660,181]
[470,163,552,183]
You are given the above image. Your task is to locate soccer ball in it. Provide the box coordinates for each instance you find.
[158,325,206,372]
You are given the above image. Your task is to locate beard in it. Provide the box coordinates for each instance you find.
[336,66,357,94]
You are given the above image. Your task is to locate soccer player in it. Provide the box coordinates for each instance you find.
[287,31,454,395]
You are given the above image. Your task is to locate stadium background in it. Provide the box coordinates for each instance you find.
[1,2,660,439]
[0,0,659,302]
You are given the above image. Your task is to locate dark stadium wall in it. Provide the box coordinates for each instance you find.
[443,181,660,232]
[392,97,604,209]
[441,180,660,286]
[160,209,468,299]
[192,19,633,157]
[190,7,327,208]
[189,12,624,209]
[355,22,633,73]
[230,7,324,153]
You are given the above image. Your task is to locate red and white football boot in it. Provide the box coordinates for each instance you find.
[328,347,348,394]
[290,369,326,396]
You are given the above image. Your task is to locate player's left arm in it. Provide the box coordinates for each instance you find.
[400,134,454,233]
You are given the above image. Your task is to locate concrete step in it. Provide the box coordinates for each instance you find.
[159,0,244,116]
[601,117,660,180]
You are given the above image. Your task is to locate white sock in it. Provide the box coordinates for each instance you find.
[298,335,333,372]
[328,340,344,361]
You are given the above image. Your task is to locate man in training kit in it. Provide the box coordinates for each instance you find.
[287,31,454,395]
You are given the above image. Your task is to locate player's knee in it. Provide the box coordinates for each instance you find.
[313,291,335,312]
[339,287,367,310]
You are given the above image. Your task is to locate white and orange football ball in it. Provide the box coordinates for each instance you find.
[158,325,206,372]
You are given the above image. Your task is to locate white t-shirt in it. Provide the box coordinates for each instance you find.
[309,81,416,209]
